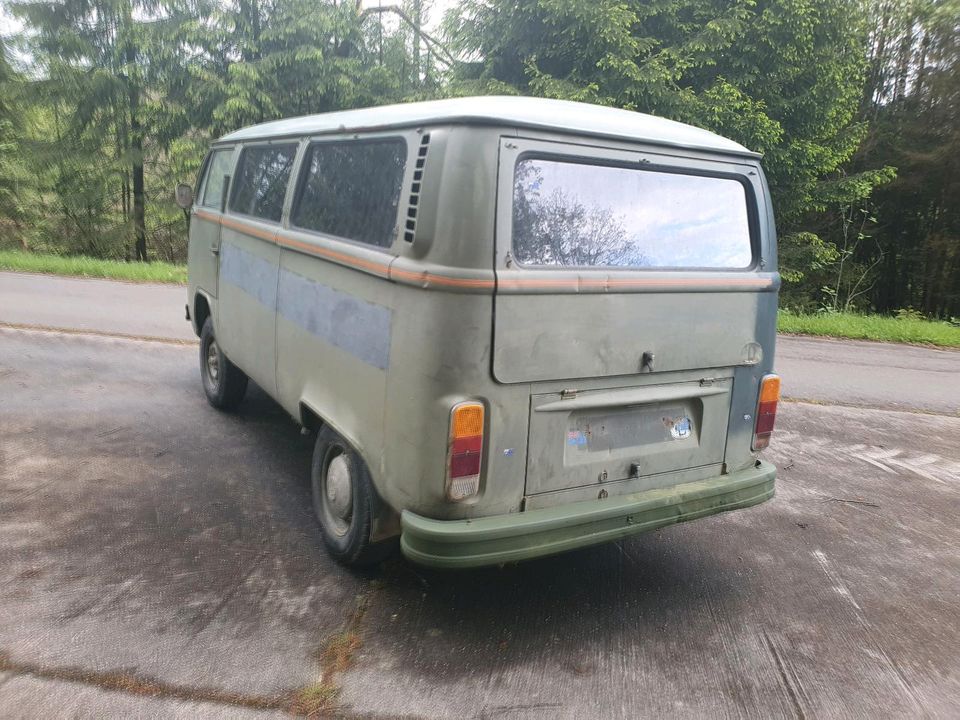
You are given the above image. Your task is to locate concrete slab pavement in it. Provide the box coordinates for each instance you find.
[2,271,959,717]
[2,326,959,718]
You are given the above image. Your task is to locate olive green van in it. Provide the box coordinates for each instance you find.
[178,96,781,568]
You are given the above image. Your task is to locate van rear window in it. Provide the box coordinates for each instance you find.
[229,144,298,223]
[292,138,407,248]
[512,158,754,269]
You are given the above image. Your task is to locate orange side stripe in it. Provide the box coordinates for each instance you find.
[192,209,774,291]
[279,235,390,277]
[497,277,772,289]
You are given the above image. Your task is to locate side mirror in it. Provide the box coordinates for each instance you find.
[175,183,194,210]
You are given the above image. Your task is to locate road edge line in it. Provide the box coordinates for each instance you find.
[0,322,198,346]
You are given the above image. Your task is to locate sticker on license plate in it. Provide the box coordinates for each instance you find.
[666,415,692,440]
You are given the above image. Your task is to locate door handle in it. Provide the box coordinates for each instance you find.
[210,245,220,256]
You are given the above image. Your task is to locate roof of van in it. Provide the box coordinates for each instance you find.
[217,96,759,158]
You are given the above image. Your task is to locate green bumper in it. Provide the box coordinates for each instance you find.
[401,461,776,569]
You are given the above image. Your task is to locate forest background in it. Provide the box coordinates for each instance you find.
[0,0,956,318]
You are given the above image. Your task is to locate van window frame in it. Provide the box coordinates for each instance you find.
[226,141,301,225]
[195,151,213,202]
[288,134,409,252]
[508,148,763,273]
[196,146,236,211]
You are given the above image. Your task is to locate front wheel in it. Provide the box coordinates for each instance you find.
[199,317,248,410]
[311,426,388,567]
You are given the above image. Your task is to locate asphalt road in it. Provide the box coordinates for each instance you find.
[775,335,960,415]
[0,271,196,343]
[1,271,959,718]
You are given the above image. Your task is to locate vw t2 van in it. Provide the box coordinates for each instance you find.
[179,96,781,568]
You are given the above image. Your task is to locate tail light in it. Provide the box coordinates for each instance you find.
[753,374,780,450]
[446,401,484,501]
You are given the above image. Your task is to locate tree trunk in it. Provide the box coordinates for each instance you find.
[413,0,421,84]
[131,130,147,262]
[126,34,147,262]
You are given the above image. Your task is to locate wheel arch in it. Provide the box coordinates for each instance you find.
[192,290,214,337]
[299,397,400,542]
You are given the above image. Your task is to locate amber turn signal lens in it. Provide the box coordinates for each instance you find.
[753,374,780,451]
[452,403,484,439]
[759,374,781,404]
[447,401,485,501]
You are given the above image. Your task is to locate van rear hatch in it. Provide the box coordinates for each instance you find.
[493,138,776,496]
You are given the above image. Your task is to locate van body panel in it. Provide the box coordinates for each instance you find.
[185,98,780,567]
[187,212,222,303]
[493,290,770,383]
[274,245,393,472]
[215,222,280,397]
[218,96,758,158]
[376,126,532,519]
[186,146,238,310]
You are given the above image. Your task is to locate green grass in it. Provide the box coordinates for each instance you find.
[778,310,960,348]
[0,250,187,284]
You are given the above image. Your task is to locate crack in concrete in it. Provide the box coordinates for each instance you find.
[0,650,292,713]
[292,580,383,718]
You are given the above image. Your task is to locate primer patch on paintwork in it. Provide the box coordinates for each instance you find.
[278,267,392,370]
[216,242,392,370]
[219,242,278,310]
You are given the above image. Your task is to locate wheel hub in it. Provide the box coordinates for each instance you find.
[325,454,354,533]
[206,340,220,382]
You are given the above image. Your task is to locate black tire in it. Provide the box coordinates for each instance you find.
[311,425,388,567]
[199,317,248,411]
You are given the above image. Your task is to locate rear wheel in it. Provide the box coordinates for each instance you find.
[311,426,387,567]
[199,317,248,410]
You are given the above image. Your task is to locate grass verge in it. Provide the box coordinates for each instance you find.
[0,250,187,284]
[778,310,960,348]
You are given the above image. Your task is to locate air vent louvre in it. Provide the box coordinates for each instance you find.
[404,133,430,242]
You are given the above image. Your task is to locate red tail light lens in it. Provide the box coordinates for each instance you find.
[446,402,484,501]
[753,374,780,450]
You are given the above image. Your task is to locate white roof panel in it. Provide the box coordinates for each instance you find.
[218,96,758,158]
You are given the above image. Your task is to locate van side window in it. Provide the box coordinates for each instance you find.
[292,138,406,248]
[512,158,754,269]
[199,149,233,209]
[229,144,298,222]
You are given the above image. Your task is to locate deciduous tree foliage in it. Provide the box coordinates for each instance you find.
[444,0,900,306]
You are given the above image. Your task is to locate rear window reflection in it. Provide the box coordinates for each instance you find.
[512,158,753,269]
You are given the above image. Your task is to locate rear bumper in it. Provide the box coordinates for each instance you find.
[401,460,776,569]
